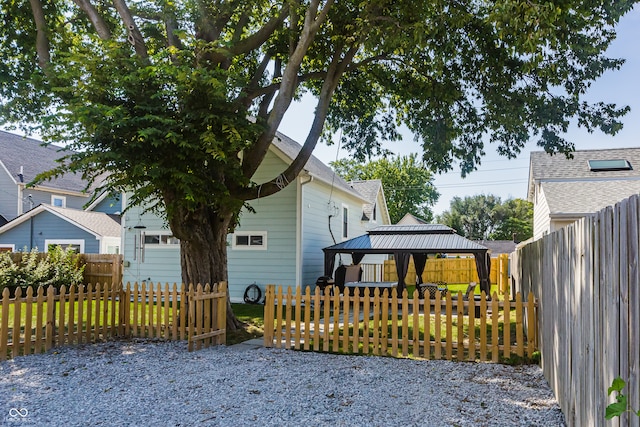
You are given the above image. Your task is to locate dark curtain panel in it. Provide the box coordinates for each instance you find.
[412,253,428,285]
[324,252,336,277]
[474,251,491,296]
[351,252,365,265]
[394,251,411,292]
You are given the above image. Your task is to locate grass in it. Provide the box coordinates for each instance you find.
[227,303,265,345]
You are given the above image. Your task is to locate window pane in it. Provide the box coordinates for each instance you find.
[53,198,64,207]
[144,235,160,244]
[250,235,263,246]
[236,235,249,246]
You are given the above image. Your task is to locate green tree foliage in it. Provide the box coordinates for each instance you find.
[437,195,533,241]
[0,247,85,292]
[0,0,635,297]
[331,155,439,223]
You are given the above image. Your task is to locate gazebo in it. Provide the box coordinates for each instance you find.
[322,224,491,295]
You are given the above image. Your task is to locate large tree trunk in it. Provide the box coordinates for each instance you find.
[168,204,243,332]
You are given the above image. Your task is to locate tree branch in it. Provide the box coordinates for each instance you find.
[241,0,335,180]
[240,44,359,201]
[112,0,148,58]
[230,4,290,55]
[28,0,50,70]
[74,0,111,39]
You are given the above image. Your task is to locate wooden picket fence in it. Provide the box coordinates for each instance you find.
[264,285,537,362]
[0,282,226,360]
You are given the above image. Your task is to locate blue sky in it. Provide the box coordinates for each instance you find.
[279,5,640,216]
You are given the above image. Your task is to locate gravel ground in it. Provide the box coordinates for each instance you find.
[0,340,565,426]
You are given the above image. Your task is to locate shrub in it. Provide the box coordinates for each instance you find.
[0,246,85,293]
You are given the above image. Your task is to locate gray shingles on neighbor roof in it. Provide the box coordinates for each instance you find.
[350,180,381,220]
[529,147,640,181]
[47,205,121,237]
[0,131,90,193]
[542,180,640,215]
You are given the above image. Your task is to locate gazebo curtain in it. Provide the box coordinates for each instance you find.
[324,253,336,277]
[394,251,411,289]
[351,252,365,265]
[474,252,491,295]
[412,253,428,285]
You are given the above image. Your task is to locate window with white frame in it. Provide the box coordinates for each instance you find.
[143,232,179,246]
[0,244,15,252]
[342,205,349,239]
[232,231,267,250]
[51,195,66,208]
[45,239,84,253]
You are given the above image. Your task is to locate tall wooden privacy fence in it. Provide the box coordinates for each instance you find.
[0,282,226,360]
[512,194,640,427]
[382,253,510,294]
[264,285,537,362]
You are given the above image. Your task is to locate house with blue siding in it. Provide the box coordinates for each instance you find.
[0,204,121,253]
[0,131,98,223]
[122,132,390,302]
[0,131,123,253]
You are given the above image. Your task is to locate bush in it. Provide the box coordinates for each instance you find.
[0,246,85,294]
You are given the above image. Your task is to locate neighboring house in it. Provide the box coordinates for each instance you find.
[528,147,640,240]
[0,131,96,221]
[397,213,430,225]
[473,240,517,257]
[0,131,123,253]
[0,204,121,254]
[121,132,391,302]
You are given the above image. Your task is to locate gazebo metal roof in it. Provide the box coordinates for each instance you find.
[322,224,491,294]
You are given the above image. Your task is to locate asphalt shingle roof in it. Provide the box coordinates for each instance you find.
[542,180,640,215]
[272,132,368,202]
[46,205,120,237]
[350,180,382,220]
[0,131,89,193]
[529,147,640,180]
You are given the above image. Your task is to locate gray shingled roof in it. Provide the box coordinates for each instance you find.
[474,240,517,255]
[0,204,120,238]
[272,132,368,202]
[542,180,640,215]
[0,131,89,193]
[350,180,382,220]
[528,147,640,199]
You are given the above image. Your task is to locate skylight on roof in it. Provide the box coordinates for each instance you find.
[588,159,632,172]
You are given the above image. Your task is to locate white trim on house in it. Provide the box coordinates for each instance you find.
[142,231,179,247]
[0,205,102,238]
[44,239,85,253]
[51,194,66,208]
[0,243,15,251]
[342,203,349,240]
[231,231,268,250]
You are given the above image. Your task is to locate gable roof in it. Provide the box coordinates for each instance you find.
[0,204,120,238]
[474,240,517,255]
[541,180,640,215]
[0,131,89,194]
[349,179,389,222]
[528,147,640,199]
[397,213,430,225]
[271,132,368,203]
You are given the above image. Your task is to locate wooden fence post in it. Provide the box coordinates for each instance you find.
[45,285,55,351]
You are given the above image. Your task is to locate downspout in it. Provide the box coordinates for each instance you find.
[296,175,314,287]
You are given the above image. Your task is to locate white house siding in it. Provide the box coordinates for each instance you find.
[0,165,17,221]
[532,186,551,241]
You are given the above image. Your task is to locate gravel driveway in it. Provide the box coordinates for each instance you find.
[0,340,565,426]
